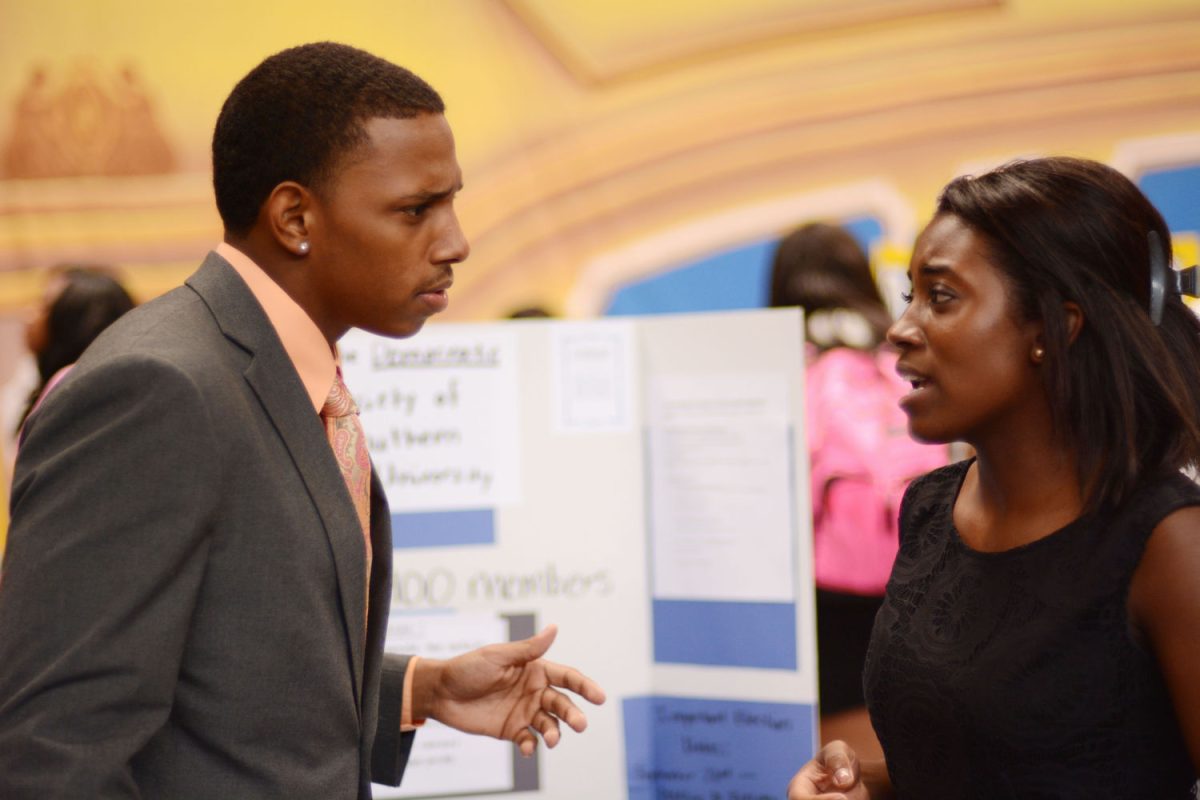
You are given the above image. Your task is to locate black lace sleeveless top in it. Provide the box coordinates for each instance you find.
[863,460,1199,799]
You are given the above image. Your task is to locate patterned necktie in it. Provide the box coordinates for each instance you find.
[321,369,373,592]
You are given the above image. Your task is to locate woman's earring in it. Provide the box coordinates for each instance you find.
[1032,345,1045,363]
[298,241,310,255]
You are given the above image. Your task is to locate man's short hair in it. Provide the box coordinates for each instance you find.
[212,42,445,234]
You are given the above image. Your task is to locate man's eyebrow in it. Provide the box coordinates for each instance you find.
[402,182,464,202]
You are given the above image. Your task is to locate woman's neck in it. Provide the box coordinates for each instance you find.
[955,435,1084,553]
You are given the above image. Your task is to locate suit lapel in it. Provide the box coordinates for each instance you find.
[362,471,393,733]
[186,253,368,710]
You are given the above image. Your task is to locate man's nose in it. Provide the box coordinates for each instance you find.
[434,211,470,266]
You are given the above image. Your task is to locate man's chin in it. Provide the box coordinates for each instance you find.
[360,318,428,340]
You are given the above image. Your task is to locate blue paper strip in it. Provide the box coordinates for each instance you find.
[390,509,495,549]
[624,695,816,800]
[653,599,797,669]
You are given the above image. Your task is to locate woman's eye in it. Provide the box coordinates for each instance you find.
[401,204,429,218]
[900,291,913,304]
[930,287,953,304]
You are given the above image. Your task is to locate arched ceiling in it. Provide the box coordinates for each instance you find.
[0,0,1197,320]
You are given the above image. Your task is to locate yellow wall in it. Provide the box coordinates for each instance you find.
[2,0,1198,319]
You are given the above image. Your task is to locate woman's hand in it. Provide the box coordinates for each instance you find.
[787,740,872,800]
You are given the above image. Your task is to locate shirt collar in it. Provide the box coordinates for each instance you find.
[216,242,335,414]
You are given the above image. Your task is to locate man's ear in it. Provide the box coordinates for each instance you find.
[1063,300,1084,345]
[262,181,312,258]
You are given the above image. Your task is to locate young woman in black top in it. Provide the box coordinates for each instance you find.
[788,156,1200,800]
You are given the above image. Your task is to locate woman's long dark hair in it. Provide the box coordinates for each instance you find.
[17,267,135,432]
[937,156,1200,512]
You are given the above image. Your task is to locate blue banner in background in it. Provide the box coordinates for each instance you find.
[652,599,797,670]
[1138,164,1200,236]
[390,509,495,548]
[624,695,815,800]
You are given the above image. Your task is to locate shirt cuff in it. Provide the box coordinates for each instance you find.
[400,655,426,732]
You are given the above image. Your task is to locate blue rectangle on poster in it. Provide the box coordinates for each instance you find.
[624,695,815,800]
[652,599,796,669]
[390,509,495,548]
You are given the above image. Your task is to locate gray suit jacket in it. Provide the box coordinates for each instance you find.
[0,253,414,798]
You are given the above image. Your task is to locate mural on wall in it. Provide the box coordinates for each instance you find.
[3,62,174,179]
[0,0,1196,326]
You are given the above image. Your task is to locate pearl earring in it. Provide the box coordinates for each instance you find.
[298,241,310,255]
[1032,345,1045,362]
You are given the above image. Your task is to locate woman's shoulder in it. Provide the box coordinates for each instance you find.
[1127,491,1200,769]
[1117,470,1200,535]
[1133,474,1200,570]
[1107,471,1200,604]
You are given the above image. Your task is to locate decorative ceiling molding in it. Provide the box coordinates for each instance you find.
[565,179,915,317]
[501,0,1003,86]
[1,3,1197,321]
[452,66,1200,319]
[458,14,1200,253]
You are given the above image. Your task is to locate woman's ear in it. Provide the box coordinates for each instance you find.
[263,181,312,258]
[1063,301,1084,345]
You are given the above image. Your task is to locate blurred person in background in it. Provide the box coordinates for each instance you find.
[505,304,554,319]
[0,266,134,559]
[769,223,946,760]
[17,265,135,434]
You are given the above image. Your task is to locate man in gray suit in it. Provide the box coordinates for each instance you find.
[0,42,604,799]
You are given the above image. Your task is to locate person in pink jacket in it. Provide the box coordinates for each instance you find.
[769,223,946,758]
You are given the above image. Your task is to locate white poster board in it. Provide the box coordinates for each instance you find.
[339,308,815,800]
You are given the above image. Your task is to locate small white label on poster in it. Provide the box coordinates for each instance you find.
[550,321,636,433]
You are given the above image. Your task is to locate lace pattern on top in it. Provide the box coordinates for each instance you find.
[863,460,1199,800]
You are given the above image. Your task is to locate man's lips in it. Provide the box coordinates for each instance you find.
[417,277,453,312]
[420,276,453,295]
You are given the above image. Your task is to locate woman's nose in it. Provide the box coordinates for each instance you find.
[886,306,920,349]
